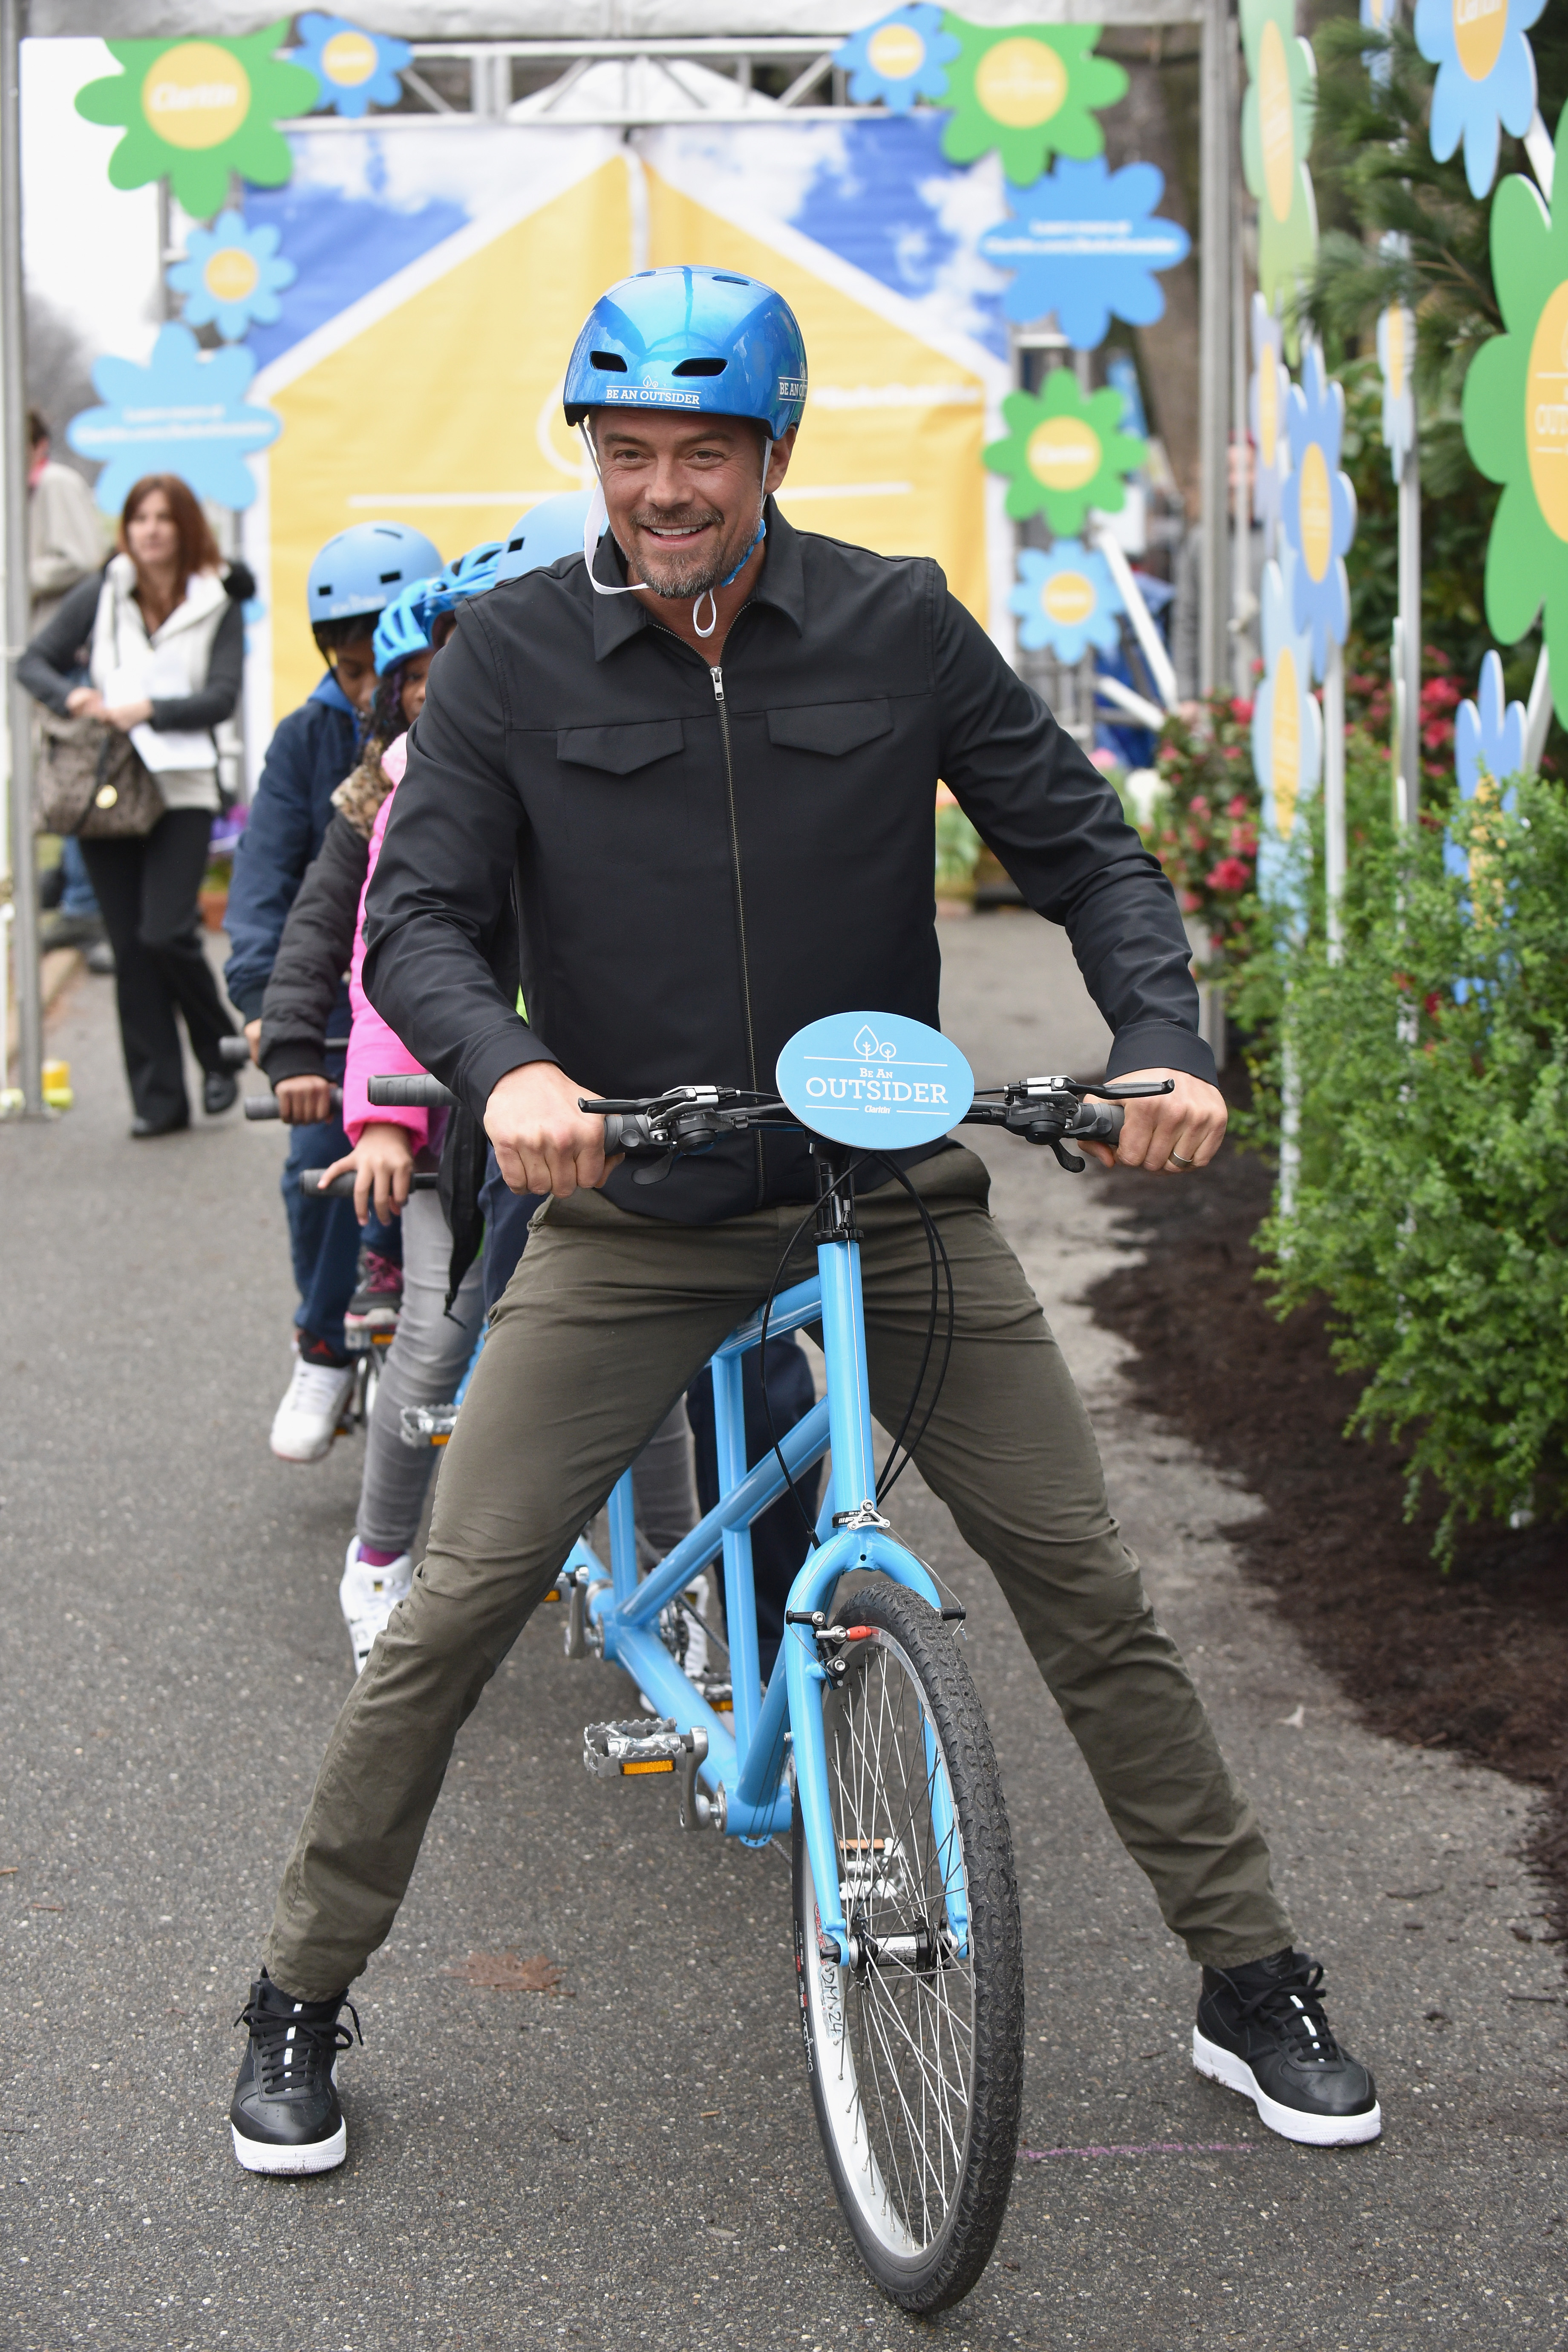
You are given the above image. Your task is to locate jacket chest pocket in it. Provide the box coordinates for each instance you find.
[556,719,684,776]
[766,698,893,757]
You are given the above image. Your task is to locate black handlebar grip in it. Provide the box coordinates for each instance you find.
[602,1112,655,1156]
[299,1168,441,1199]
[219,1035,252,1067]
[366,1074,457,1109]
[1071,1101,1125,1145]
[245,1084,343,1121]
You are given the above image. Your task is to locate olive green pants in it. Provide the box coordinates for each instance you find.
[266,1147,1291,1997]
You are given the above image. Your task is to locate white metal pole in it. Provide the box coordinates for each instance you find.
[1199,0,1231,696]
[0,0,41,1114]
[1395,431,1421,825]
[1323,637,1346,960]
[1524,646,1551,772]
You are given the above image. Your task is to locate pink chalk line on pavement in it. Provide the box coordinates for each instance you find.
[1020,2141,1255,2161]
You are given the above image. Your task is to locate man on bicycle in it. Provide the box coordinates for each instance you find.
[231,267,1378,2173]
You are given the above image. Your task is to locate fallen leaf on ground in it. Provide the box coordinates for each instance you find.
[444,1951,571,1994]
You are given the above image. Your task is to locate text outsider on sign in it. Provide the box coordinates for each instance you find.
[776,1012,975,1151]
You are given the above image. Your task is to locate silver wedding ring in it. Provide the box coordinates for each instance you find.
[1168,1152,1196,1170]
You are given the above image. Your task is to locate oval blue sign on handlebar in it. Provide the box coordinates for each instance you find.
[776,1011,974,1150]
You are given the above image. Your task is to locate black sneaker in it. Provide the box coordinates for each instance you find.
[1193,1947,1381,2147]
[230,1970,360,2175]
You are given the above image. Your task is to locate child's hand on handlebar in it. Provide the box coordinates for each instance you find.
[275,1074,338,1124]
[1083,1069,1225,1174]
[319,1122,416,1224]
[484,1061,623,1199]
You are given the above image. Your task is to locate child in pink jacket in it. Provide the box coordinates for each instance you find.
[319,731,485,1672]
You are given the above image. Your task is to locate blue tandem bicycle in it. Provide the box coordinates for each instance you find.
[350,1012,1165,2314]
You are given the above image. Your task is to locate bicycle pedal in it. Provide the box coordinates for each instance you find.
[399,1401,458,1448]
[698,1678,734,1716]
[583,1718,690,1780]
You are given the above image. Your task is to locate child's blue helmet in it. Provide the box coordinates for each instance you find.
[372,541,502,673]
[494,491,595,584]
[562,267,807,441]
[308,521,444,624]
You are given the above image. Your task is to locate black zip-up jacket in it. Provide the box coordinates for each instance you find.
[363,503,1212,1225]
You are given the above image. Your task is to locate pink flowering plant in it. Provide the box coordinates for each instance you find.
[1145,691,1264,982]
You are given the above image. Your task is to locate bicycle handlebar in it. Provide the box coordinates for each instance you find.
[222,1033,350,1067]
[245,1087,341,1121]
[299,1167,441,1199]
[367,1074,457,1110]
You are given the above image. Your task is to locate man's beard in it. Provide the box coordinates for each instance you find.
[627,503,757,601]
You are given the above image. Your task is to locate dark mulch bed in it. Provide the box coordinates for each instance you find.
[1086,1065,1568,1958]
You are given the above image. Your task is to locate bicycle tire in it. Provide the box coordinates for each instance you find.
[791,1581,1023,2313]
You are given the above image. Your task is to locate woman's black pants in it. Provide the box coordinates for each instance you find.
[80,810,235,1127]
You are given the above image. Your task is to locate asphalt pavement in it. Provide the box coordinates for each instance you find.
[2,917,1564,2352]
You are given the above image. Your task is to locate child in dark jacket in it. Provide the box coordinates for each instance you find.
[223,520,441,1465]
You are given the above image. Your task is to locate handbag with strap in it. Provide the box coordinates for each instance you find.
[34,706,166,839]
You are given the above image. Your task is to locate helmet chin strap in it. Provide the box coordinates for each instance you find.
[578,421,770,638]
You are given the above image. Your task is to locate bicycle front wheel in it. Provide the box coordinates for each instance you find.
[792,1581,1023,2313]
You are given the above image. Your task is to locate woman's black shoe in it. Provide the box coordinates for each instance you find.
[203,1069,239,1116]
[130,1109,190,1139]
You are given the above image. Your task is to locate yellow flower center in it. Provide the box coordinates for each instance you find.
[141,42,251,150]
[1026,415,1101,493]
[1041,569,1096,628]
[867,23,927,81]
[321,30,380,88]
[1271,646,1301,838]
[1297,441,1332,583]
[1382,303,1407,403]
[974,37,1068,129]
[204,245,260,304]
[1525,278,1568,543]
[1453,0,1507,85]
[1257,20,1296,226]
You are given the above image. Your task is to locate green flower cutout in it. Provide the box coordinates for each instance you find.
[1463,110,1568,727]
[75,21,318,222]
[983,370,1147,534]
[939,17,1128,186]
[1239,0,1319,338]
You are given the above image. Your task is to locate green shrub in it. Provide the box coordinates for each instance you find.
[1257,777,1568,1555]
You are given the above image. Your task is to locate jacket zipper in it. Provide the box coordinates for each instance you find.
[709,661,766,1201]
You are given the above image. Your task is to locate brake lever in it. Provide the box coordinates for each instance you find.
[632,1150,676,1187]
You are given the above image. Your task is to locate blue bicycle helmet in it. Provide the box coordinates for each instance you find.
[372,540,504,672]
[493,491,595,584]
[562,267,807,440]
[308,520,444,624]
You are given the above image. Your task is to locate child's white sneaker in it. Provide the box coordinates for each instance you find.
[338,1538,412,1676]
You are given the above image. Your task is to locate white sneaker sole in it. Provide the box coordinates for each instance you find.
[1192,2028,1382,2146]
[231,2118,346,2175]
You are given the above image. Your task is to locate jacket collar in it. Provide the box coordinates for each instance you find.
[589,496,806,663]
[309,669,359,718]
[106,551,228,639]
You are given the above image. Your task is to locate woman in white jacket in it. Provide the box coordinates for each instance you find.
[20,473,244,1135]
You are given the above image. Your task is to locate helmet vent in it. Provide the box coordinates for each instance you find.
[672,357,726,377]
[590,350,628,372]
[711,274,749,285]
[379,570,402,584]
[315,584,331,597]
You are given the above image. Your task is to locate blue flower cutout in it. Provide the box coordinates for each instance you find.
[1415,0,1545,200]
[1009,541,1124,662]
[65,323,281,515]
[291,12,410,119]
[1248,294,1291,548]
[1280,341,1358,683]
[167,209,295,343]
[1251,553,1323,928]
[976,156,1190,346]
[1446,649,1525,877]
[834,6,959,112]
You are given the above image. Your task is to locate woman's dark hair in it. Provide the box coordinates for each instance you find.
[118,474,222,582]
